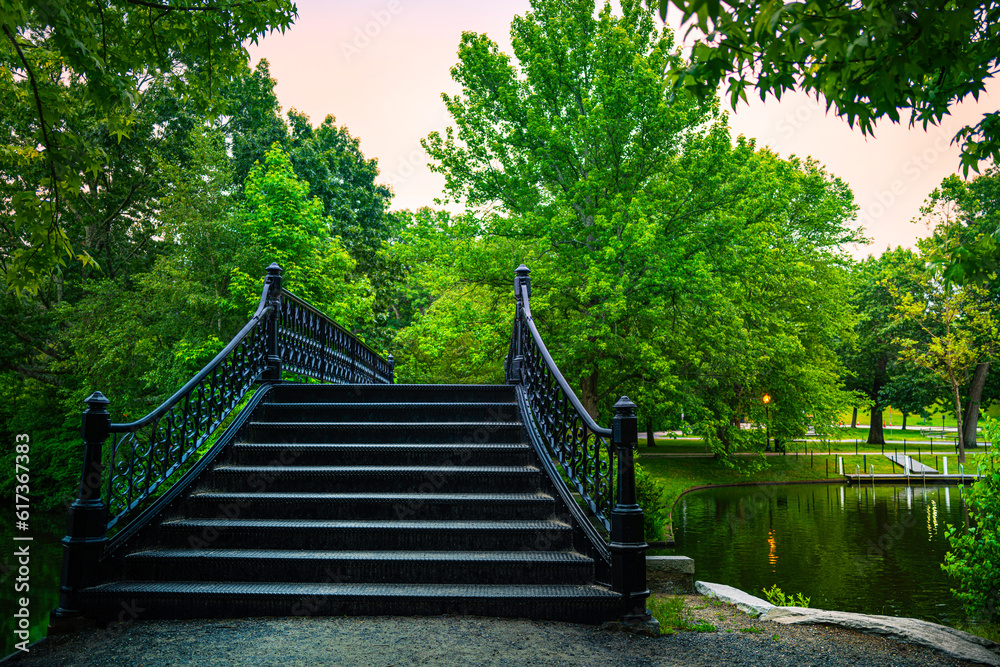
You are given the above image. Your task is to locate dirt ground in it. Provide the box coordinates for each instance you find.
[1,594,984,667]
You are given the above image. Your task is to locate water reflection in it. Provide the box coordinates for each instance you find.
[667,484,968,624]
[1,511,65,658]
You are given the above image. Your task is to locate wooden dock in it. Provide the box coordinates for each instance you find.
[845,473,979,485]
[884,452,937,473]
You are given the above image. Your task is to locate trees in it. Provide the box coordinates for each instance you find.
[922,168,1000,284]
[221,62,399,341]
[421,0,861,455]
[651,0,1000,282]
[231,144,374,327]
[1,0,296,293]
[892,279,998,463]
[841,248,927,444]
[653,0,1000,177]
[917,169,1000,445]
[424,0,721,416]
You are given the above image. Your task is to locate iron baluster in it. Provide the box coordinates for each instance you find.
[264,263,283,382]
[507,264,650,622]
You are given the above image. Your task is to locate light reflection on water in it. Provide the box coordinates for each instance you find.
[667,484,970,625]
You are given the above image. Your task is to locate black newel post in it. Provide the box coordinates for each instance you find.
[388,354,395,384]
[508,264,531,385]
[53,392,111,619]
[263,263,283,382]
[610,396,652,621]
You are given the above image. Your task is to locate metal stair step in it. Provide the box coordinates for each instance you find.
[156,518,573,551]
[243,421,525,444]
[227,442,533,466]
[185,491,556,520]
[78,581,622,623]
[264,384,516,404]
[254,402,520,423]
[123,549,595,584]
[206,465,542,493]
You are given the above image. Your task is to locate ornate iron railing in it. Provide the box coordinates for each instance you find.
[505,271,615,529]
[278,291,393,384]
[505,264,650,620]
[58,263,391,613]
[104,308,271,532]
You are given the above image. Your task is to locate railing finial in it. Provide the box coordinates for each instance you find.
[515,264,531,299]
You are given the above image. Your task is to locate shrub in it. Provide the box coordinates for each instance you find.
[761,584,811,607]
[942,418,1000,621]
[635,462,669,541]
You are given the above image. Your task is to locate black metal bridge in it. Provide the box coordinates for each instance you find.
[53,264,651,626]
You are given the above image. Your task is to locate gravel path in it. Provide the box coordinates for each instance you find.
[2,596,985,666]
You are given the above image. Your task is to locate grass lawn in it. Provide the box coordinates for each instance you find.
[641,431,991,454]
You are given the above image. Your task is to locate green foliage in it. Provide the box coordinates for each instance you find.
[421,0,862,458]
[389,207,516,384]
[761,584,811,608]
[891,275,998,460]
[841,248,936,444]
[0,0,296,293]
[654,0,1000,177]
[921,167,1000,287]
[221,62,399,341]
[648,595,717,634]
[943,419,1000,621]
[231,144,375,328]
[635,462,670,541]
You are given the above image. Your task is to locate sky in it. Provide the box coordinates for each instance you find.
[245,0,997,258]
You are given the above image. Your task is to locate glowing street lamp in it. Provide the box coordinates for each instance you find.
[763,393,772,453]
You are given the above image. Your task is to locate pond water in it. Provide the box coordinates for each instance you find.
[1,510,65,658]
[666,483,970,625]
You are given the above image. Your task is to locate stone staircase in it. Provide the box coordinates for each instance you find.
[79,384,621,623]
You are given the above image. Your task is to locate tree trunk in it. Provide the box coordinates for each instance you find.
[963,361,990,448]
[579,369,599,419]
[867,406,885,444]
[949,363,966,464]
[646,420,655,447]
[867,358,886,445]
[901,413,907,431]
[851,406,858,428]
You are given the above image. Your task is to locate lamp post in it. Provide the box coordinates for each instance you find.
[763,393,772,453]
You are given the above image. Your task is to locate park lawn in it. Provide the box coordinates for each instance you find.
[840,404,1000,430]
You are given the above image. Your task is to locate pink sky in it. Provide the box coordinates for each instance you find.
[246,0,997,257]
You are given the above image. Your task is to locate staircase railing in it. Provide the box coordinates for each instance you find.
[55,263,391,618]
[505,264,651,622]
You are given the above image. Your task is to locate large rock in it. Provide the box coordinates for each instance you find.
[647,556,694,594]
[763,606,1000,666]
[694,581,775,617]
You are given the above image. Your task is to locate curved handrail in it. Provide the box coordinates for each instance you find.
[110,284,276,433]
[518,285,611,437]
[278,290,393,384]
[101,263,391,534]
[506,269,615,531]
